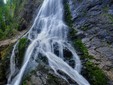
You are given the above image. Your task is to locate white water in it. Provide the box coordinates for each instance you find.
[3,0,7,4]
[7,0,90,85]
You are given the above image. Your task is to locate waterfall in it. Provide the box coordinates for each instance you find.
[7,0,90,85]
[3,0,7,4]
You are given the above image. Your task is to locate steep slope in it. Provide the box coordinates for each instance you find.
[69,0,113,84]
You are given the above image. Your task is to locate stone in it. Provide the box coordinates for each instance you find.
[22,63,69,85]
[69,0,113,84]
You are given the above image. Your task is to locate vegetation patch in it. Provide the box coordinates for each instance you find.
[0,44,13,84]
[16,38,29,68]
[63,2,107,85]
[82,61,107,85]
[64,2,73,28]
[63,1,77,37]
[0,0,29,40]
[0,0,19,40]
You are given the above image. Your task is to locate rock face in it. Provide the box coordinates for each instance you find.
[22,63,69,85]
[69,0,113,84]
[16,0,44,31]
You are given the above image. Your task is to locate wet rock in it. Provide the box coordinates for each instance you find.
[17,0,43,31]
[105,36,113,44]
[57,70,77,84]
[69,60,75,68]
[97,30,108,39]
[38,53,48,64]
[22,63,69,85]
[63,48,73,60]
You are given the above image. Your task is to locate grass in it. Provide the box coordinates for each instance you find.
[83,61,107,85]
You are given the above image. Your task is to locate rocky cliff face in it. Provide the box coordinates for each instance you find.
[15,0,43,31]
[69,0,113,84]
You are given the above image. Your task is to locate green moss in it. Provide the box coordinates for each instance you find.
[22,81,27,85]
[63,2,77,38]
[83,61,107,85]
[0,0,28,40]
[64,3,73,28]
[73,39,88,56]
[17,38,29,67]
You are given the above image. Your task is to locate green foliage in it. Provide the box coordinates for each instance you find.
[17,38,29,67]
[0,29,4,39]
[83,61,107,85]
[64,2,73,28]
[73,39,88,56]
[0,0,18,40]
[22,81,27,85]
[63,2,77,38]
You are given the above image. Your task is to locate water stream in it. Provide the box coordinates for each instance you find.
[7,0,90,85]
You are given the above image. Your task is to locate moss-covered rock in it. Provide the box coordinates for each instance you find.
[16,38,29,68]
[0,44,13,84]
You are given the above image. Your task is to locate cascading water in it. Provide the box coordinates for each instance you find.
[7,0,90,85]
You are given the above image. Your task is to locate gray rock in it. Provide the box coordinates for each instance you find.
[69,0,113,84]
[22,63,69,85]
